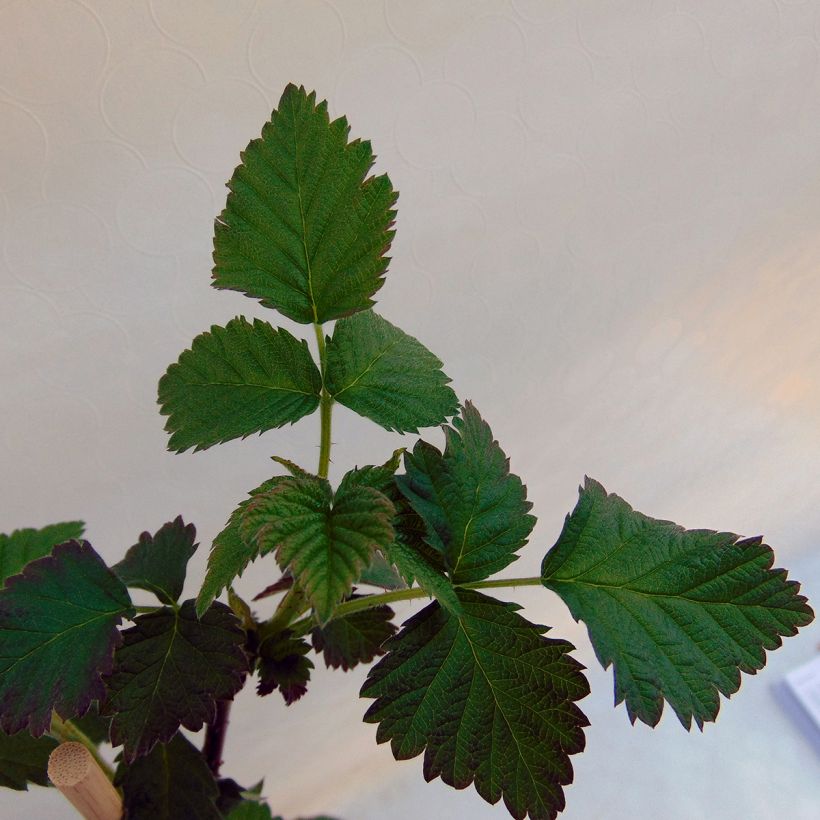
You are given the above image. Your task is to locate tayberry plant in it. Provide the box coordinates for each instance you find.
[0,85,814,820]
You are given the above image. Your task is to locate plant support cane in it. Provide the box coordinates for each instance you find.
[48,743,122,820]
[0,84,814,820]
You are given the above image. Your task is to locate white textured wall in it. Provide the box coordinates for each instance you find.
[2,1,819,818]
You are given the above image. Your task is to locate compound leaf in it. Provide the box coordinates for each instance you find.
[541,477,815,728]
[0,521,84,584]
[362,589,589,820]
[397,402,536,583]
[115,733,221,820]
[159,317,321,453]
[326,310,458,433]
[257,630,313,705]
[105,600,247,762]
[213,84,397,324]
[113,516,197,605]
[312,605,396,671]
[241,476,394,623]
[0,540,133,735]
[0,730,58,791]
[196,476,290,617]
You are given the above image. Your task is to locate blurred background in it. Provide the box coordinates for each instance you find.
[2,1,819,817]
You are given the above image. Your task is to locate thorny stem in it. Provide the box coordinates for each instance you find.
[203,700,231,776]
[314,322,333,479]
[49,713,115,781]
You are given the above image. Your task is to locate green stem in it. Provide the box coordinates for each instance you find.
[314,323,333,479]
[262,586,309,639]
[291,576,543,632]
[50,714,115,781]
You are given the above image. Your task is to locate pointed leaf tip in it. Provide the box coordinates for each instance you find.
[213,85,397,324]
[113,517,198,604]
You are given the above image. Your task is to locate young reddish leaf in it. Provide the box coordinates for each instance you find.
[252,574,294,601]
[105,601,248,762]
[362,590,589,820]
[256,631,313,705]
[0,730,58,791]
[213,84,397,325]
[115,733,221,820]
[312,605,396,671]
[0,521,84,584]
[542,478,815,728]
[113,516,197,605]
[0,540,133,736]
[397,402,536,584]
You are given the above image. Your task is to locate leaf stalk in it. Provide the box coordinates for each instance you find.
[287,576,544,635]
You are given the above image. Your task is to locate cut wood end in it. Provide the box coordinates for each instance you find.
[48,742,93,787]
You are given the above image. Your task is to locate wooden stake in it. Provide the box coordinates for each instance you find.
[48,742,122,820]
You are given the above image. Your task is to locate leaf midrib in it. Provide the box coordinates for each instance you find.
[459,622,546,810]
[289,90,318,325]
[331,337,401,398]
[546,575,800,613]
[0,609,122,676]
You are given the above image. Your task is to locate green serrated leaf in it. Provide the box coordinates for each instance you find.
[226,803,276,820]
[270,455,313,478]
[0,540,133,735]
[339,452,459,611]
[0,521,84,584]
[382,540,461,615]
[0,730,58,791]
[362,589,589,820]
[397,402,536,584]
[312,604,396,671]
[357,552,406,590]
[213,83,397,324]
[105,600,248,762]
[241,476,395,623]
[113,516,197,605]
[115,732,221,820]
[336,448,404,498]
[326,310,458,433]
[257,630,313,705]
[541,477,815,729]
[197,477,290,617]
[159,317,321,453]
